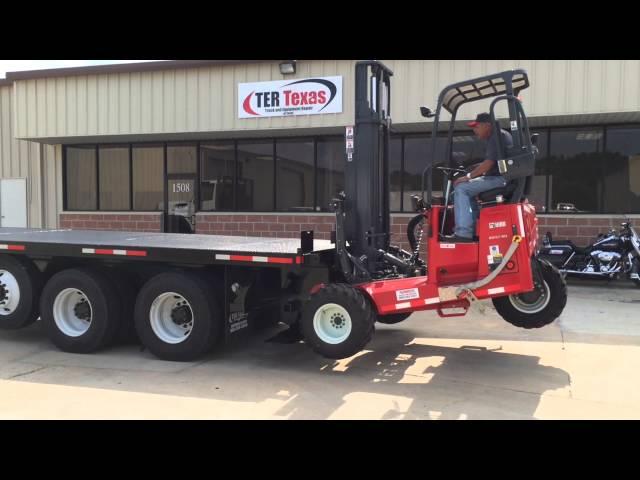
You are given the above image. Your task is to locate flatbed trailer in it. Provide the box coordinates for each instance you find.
[0,227,337,361]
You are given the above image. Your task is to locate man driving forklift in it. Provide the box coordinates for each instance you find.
[446,112,513,242]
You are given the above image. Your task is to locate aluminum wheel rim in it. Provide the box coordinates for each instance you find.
[53,288,93,337]
[313,303,352,345]
[0,270,21,315]
[508,280,551,314]
[149,292,194,344]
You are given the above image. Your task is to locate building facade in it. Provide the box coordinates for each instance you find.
[1,59,639,249]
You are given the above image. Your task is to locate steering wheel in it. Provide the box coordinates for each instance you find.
[436,166,467,178]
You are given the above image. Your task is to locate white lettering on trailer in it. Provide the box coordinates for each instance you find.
[395,302,412,310]
[230,319,249,332]
[517,205,526,238]
[488,287,505,295]
[396,288,419,301]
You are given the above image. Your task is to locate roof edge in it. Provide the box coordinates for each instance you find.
[4,60,281,82]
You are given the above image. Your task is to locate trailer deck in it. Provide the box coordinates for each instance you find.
[0,228,334,266]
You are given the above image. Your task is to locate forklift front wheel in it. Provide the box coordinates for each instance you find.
[300,284,376,359]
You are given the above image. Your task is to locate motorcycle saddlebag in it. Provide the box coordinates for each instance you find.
[538,244,573,267]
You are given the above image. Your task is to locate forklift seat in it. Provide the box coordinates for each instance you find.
[477,180,518,204]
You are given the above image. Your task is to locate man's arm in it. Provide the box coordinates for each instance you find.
[454,159,495,185]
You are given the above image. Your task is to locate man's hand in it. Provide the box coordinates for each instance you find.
[453,176,469,187]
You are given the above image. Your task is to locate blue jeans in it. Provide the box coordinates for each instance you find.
[453,175,507,238]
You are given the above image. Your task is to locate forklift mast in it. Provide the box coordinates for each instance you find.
[344,61,394,268]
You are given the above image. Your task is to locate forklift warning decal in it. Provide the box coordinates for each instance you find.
[396,288,420,301]
[238,77,343,118]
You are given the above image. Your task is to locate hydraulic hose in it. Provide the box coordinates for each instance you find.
[454,235,522,297]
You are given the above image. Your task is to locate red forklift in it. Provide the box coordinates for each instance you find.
[297,61,567,359]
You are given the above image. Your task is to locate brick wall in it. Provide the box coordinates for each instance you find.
[537,215,636,247]
[195,214,335,240]
[60,213,162,232]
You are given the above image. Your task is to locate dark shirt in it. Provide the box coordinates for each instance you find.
[485,128,513,176]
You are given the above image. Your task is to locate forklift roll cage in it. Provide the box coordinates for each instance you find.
[422,69,537,209]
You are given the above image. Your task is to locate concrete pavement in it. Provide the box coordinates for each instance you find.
[1,278,639,419]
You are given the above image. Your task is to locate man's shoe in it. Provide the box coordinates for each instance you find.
[441,234,475,243]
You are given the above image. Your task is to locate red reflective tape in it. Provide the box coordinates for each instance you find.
[267,257,294,264]
[127,250,147,257]
[230,255,254,262]
[295,256,303,264]
[7,245,25,251]
[95,249,113,255]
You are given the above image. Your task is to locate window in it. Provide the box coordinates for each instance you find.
[603,127,640,213]
[316,137,344,212]
[132,145,164,211]
[390,137,402,211]
[200,142,235,211]
[237,141,274,211]
[528,130,549,212]
[402,135,446,211]
[66,146,97,210]
[276,138,314,212]
[168,144,197,174]
[547,128,603,213]
[99,146,130,210]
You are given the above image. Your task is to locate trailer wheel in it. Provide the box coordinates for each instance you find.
[40,268,122,353]
[492,260,567,329]
[377,312,412,325]
[0,255,43,330]
[300,284,376,359]
[134,272,223,362]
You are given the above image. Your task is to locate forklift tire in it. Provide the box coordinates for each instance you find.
[40,268,122,353]
[377,312,412,324]
[134,271,223,362]
[0,255,43,330]
[492,260,567,329]
[300,283,376,359]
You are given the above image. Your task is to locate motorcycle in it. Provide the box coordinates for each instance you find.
[538,222,640,286]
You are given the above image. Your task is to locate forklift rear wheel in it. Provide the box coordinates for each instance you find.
[300,284,376,359]
[492,260,567,329]
[377,312,412,324]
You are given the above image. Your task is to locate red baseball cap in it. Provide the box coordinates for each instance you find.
[467,112,492,128]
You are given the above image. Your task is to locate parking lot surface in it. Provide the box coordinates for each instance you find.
[1,279,639,419]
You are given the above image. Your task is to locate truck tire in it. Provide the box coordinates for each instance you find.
[492,260,567,329]
[0,255,43,330]
[300,283,376,359]
[377,312,412,324]
[134,271,223,362]
[40,268,122,353]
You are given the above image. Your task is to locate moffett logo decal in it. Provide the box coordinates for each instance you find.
[489,221,507,229]
[238,76,342,118]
